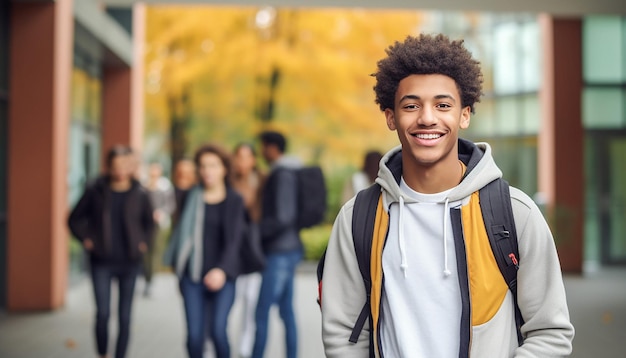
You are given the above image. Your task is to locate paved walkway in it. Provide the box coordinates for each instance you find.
[0,264,624,357]
[0,265,323,358]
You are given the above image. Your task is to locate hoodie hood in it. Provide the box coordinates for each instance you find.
[376,138,502,206]
[271,154,303,171]
[375,138,503,277]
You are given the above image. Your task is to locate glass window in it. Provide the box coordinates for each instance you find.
[467,97,496,138]
[493,22,520,95]
[493,20,540,95]
[88,78,102,125]
[71,69,89,123]
[520,94,540,134]
[520,21,540,92]
[491,21,541,136]
[583,16,625,84]
[477,31,495,95]
[582,87,626,129]
[69,49,103,281]
[608,139,626,260]
[489,136,538,196]
[68,64,102,206]
[494,96,521,135]
[586,133,626,264]
[584,136,601,263]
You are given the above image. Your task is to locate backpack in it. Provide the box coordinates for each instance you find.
[317,178,524,350]
[294,166,327,229]
[238,220,265,274]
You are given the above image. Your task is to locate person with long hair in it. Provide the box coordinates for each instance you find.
[164,144,245,358]
[68,145,155,358]
[341,150,383,204]
[171,158,197,225]
[231,143,265,358]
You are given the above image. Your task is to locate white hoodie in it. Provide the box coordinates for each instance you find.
[380,180,464,357]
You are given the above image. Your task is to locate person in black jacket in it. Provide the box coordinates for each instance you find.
[68,145,155,358]
[164,144,245,358]
[252,131,304,358]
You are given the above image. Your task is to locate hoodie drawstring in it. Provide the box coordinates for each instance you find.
[398,195,408,277]
[443,198,451,277]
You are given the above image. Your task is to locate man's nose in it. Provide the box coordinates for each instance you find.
[417,107,437,126]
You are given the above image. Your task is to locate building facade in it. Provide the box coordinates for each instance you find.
[1,0,144,310]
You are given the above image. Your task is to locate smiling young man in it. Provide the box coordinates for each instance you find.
[321,34,574,357]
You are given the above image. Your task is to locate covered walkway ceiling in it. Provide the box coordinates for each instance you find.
[103,0,626,16]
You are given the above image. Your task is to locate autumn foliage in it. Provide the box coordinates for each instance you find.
[144,5,426,218]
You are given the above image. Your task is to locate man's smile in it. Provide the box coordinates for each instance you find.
[411,132,444,140]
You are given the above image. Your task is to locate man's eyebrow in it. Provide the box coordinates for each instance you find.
[399,94,420,102]
[398,94,457,103]
[434,94,456,102]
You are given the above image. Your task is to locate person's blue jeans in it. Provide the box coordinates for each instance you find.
[91,262,140,358]
[251,249,303,358]
[179,274,236,358]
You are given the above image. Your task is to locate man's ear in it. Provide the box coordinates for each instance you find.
[385,108,396,131]
[460,106,471,129]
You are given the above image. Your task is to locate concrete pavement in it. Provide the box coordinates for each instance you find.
[0,265,324,358]
[0,264,624,357]
[563,266,626,358]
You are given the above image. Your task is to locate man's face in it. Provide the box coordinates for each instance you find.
[260,142,276,164]
[108,155,133,183]
[174,161,196,189]
[384,74,470,169]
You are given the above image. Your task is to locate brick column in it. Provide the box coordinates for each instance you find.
[102,3,145,159]
[7,0,73,310]
[102,66,133,152]
[539,15,584,273]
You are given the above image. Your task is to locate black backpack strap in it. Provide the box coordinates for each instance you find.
[316,250,326,307]
[479,178,524,345]
[349,184,381,350]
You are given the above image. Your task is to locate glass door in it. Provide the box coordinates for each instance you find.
[587,132,626,265]
[603,137,626,264]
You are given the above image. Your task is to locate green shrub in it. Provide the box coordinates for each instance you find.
[301,224,332,261]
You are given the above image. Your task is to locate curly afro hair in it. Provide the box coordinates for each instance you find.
[372,34,483,113]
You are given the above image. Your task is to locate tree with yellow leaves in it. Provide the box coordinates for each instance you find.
[145,6,431,220]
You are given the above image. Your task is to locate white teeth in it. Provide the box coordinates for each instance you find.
[414,133,442,139]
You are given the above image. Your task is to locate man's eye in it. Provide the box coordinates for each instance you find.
[404,104,419,109]
[437,103,451,109]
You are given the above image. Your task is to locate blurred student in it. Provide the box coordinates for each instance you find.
[143,161,175,296]
[231,143,265,358]
[164,144,246,358]
[341,150,383,204]
[68,145,155,358]
[252,131,303,358]
[172,158,197,223]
